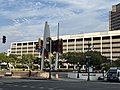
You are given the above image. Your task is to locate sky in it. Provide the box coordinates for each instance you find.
[0,0,120,52]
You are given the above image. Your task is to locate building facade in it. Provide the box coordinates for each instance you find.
[9,40,40,58]
[9,30,120,61]
[109,3,120,31]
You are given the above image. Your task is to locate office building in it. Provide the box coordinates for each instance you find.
[9,40,40,58]
[109,3,120,31]
[9,30,120,61]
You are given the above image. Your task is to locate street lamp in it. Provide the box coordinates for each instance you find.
[77,62,80,78]
[86,55,91,81]
[86,42,91,81]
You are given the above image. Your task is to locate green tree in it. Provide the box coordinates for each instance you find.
[0,53,12,69]
[113,58,120,67]
[0,52,7,62]
[84,51,108,70]
[21,54,35,70]
[8,54,18,63]
[62,51,108,70]
[62,52,84,64]
[0,53,19,64]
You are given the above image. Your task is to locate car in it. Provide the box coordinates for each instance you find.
[98,76,104,80]
[4,71,13,76]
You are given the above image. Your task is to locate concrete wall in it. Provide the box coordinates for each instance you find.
[0,70,49,78]
[0,70,103,81]
[68,72,103,80]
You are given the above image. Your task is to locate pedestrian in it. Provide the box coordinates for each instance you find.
[36,71,38,77]
[28,70,31,77]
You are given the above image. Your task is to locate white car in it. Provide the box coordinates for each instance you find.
[5,71,13,76]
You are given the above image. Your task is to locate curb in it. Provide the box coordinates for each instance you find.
[0,76,48,80]
[0,76,106,82]
[20,77,48,80]
[55,78,87,82]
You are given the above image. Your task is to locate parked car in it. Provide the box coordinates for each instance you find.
[98,76,104,80]
[4,71,13,76]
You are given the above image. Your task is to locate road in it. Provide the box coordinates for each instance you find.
[0,78,120,90]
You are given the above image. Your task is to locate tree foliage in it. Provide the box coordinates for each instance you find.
[8,54,18,63]
[21,54,35,65]
[0,52,8,62]
[62,52,84,64]
[84,51,108,69]
[0,53,22,64]
[62,51,108,70]
[112,58,120,67]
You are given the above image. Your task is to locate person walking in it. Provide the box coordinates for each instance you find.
[28,70,31,77]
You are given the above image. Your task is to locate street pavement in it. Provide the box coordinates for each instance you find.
[0,78,120,90]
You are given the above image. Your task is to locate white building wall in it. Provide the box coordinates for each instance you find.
[9,30,120,60]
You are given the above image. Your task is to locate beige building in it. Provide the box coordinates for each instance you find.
[109,3,120,31]
[9,30,120,61]
[9,40,40,58]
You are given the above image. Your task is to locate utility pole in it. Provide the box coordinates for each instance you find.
[86,55,90,81]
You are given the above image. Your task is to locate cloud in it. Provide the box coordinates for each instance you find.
[0,0,120,52]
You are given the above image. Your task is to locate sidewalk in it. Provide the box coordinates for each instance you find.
[1,75,84,81]
[0,73,102,82]
[54,78,87,82]
[0,75,48,80]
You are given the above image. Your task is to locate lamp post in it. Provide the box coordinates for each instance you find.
[77,62,80,78]
[86,42,91,81]
[46,37,52,79]
[86,55,91,81]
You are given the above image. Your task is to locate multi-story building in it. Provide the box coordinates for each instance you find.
[9,30,120,61]
[9,40,40,58]
[109,3,120,31]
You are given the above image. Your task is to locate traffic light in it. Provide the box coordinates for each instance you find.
[52,39,63,54]
[52,40,58,52]
[2,36,6,43]
[46,37,51,52]
[45,37,54,58]
[59,39,63,54]
[44,38,63,58]
[38,38,43,49]
[35,43,39,50]
[35,38,43,52]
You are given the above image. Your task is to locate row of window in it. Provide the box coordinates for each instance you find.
[12,42,120,50]
[12,42,37,46]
